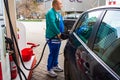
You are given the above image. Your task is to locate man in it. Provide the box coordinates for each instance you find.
[45,0,64,77]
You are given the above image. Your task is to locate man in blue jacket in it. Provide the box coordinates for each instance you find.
[45,0,65,77]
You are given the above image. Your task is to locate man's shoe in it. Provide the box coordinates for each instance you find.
[47,69,57,77]
[53,65,63,72]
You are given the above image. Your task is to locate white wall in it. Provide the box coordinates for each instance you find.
[61,0,106,12]
[45,0,106,12]
[61,0,91,12]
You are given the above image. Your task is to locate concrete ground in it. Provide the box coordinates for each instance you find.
[21,21,66,80]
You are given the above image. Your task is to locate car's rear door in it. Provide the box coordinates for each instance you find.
[91,9,120,80]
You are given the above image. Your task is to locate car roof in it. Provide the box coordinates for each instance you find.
[87,5,120,12]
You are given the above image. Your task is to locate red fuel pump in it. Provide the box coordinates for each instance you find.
[21,42,39,62]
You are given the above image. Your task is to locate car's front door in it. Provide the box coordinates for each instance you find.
[72,9,104,80]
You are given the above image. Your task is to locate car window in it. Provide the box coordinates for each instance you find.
[93,10,120,76]
[74,11,102,44]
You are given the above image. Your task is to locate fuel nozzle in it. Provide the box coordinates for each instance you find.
[60,31,70,40]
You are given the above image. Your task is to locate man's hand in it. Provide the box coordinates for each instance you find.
[57,33,61,39]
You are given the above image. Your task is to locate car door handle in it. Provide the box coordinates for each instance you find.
[83,62,90,72]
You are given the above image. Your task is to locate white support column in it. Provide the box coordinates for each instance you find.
[0,27,11,80]
[0,0,11,80]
